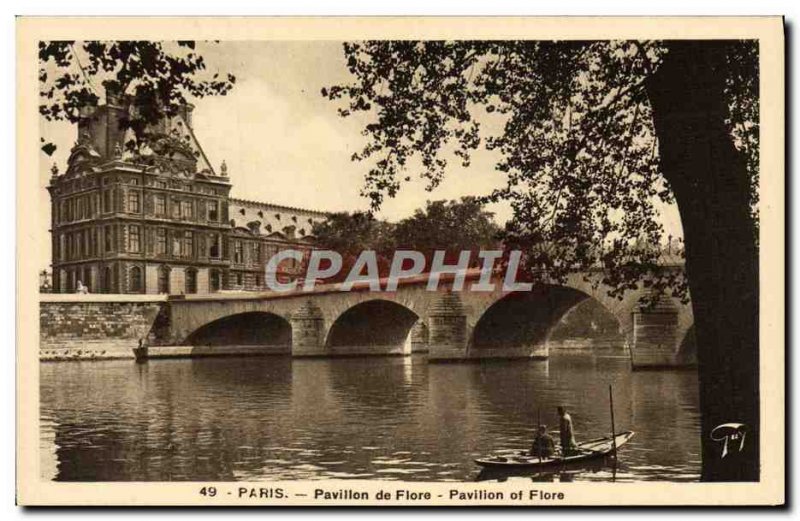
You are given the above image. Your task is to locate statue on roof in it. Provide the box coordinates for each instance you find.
[220,160,228,177]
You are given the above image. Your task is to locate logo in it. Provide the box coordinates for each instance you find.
[710,423,747,459]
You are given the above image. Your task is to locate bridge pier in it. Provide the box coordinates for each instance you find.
[410,321,429,353]
[629,294,684,368]
[427,292,469,360]
[290,301,328,357]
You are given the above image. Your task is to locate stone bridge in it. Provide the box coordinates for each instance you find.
[153,270,695,368]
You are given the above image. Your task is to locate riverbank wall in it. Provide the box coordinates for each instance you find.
[39,294,167,361]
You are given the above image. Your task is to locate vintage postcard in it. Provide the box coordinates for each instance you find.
[16,17,784,506]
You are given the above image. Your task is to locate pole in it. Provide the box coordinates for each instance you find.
[537,408,542,462]
[609,385,617,456]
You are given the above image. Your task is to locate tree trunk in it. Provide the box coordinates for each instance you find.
[646,41,760,481]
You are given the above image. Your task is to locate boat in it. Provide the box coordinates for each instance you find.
[474,431,635,470]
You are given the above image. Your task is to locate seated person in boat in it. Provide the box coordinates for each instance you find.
[557,406,578,456]
[529,425,556,458]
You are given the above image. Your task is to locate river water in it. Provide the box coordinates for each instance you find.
[40,351,700,482]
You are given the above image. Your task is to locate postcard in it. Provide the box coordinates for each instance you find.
[16,16,784,506]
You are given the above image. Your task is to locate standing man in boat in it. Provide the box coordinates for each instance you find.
[557,406,578,456]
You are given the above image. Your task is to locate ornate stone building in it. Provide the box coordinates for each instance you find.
[48,90,326,294]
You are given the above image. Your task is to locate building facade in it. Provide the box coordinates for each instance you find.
[48,90,326,295]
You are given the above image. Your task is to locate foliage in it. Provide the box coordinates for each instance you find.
[39,40,236,155]
[312,211,396,257]
[314,198,500,256]
[393,197,501,260]
[323,40,759,300]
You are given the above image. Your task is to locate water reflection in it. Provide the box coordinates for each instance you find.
[40,352,700,482]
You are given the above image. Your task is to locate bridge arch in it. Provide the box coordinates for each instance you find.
[185,311,292,349]
[675,323,697,365]
[325,298,420,356]
[468,284,629,358]
[547,298,627,351]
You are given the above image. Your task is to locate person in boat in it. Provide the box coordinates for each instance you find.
[529,425,556,458]
[557,406,578,456]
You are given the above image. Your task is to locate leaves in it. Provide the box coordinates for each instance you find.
[39,40,236,152]
[323,40,759,301]
[40,136,57,156]
[312,198,502,277]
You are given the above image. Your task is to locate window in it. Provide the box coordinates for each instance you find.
[172,199,180,219]
[255,273,262,287]
[210,270,221,292]
[233,241,243,264]
[253,242,261,264]
[82,266,91,292]
[104,226,113,252]
[208,233,220,258]
[182,231,194,258]
[103,266,113,293]
[207,200,219,221]
[155,194,167,216]
[181,200,193,220]
[103,189,112,213]
[235,273,243,286]
[129,225,141,253]
[155,228,167,255]
[128,191,141,213]
[130,266,143,293]
[158,266,170,294]
[185,269,197,294]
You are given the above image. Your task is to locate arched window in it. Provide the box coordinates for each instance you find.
[185,268,197,294]
[158,265,171,294]
[209,269,221,292]
[130,266,143,293]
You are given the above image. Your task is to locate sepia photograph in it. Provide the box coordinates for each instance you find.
[16,16,785,506]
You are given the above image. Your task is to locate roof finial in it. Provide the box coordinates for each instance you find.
[220,160,228,177]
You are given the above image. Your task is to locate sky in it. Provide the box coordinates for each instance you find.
[37,41,683,271]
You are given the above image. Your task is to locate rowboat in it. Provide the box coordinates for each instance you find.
[474,431,635,469]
